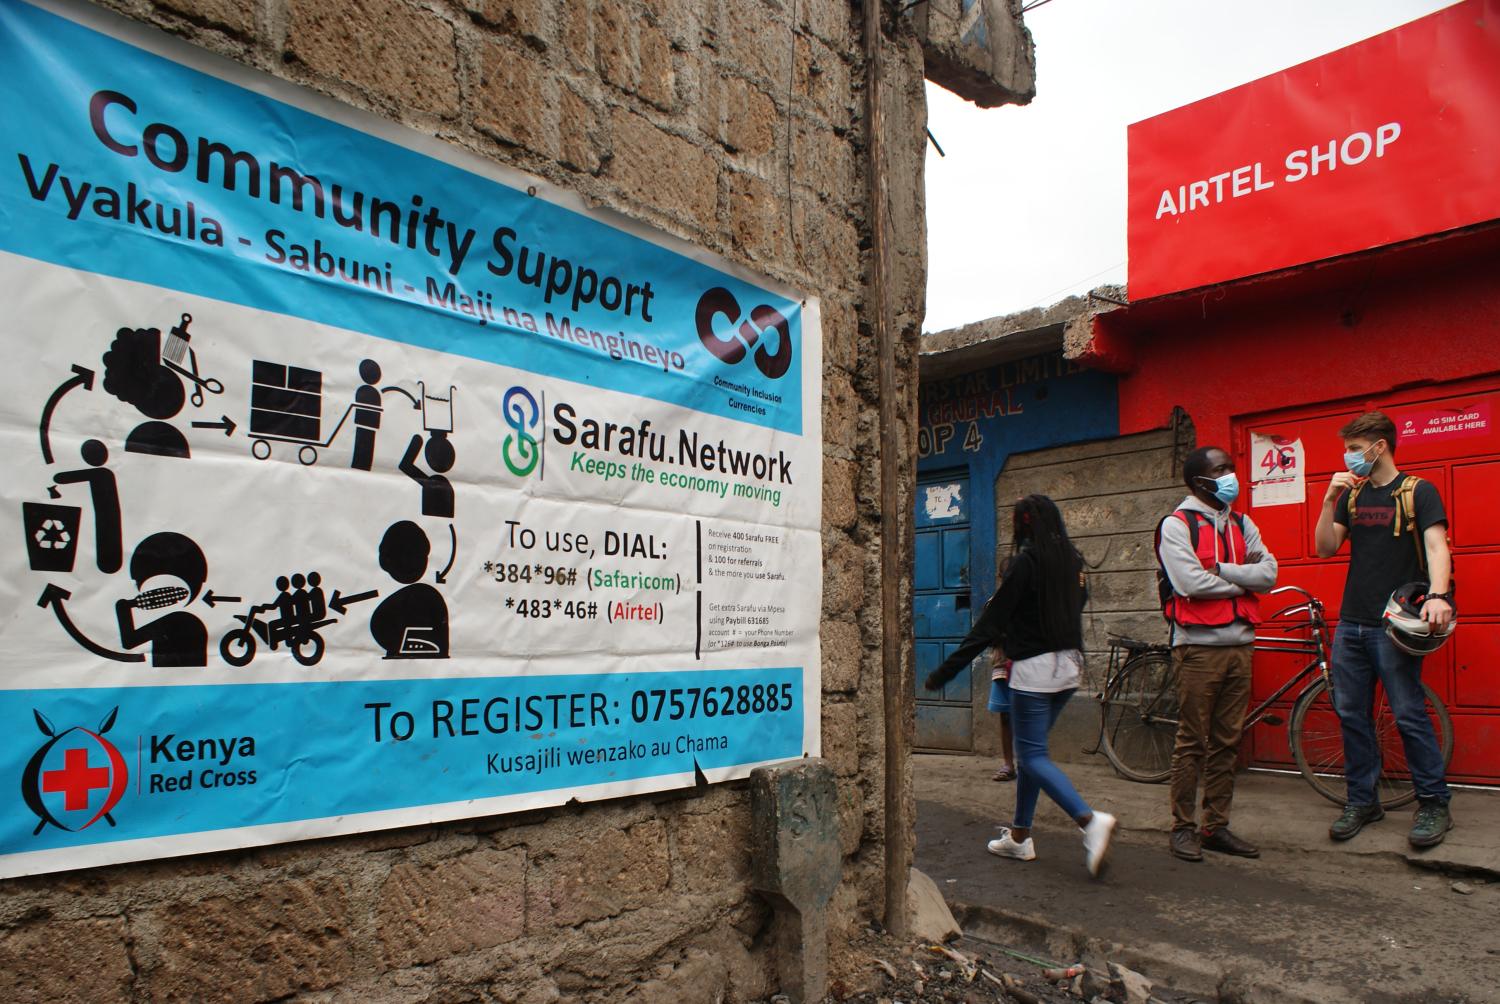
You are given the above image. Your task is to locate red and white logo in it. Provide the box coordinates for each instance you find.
[21,707,128,835]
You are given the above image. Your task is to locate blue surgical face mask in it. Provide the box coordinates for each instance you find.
[1344,445,1378,477]
[1197,473,1240,505]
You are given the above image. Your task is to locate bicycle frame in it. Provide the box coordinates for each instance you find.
[1096,583,1454,805]
[1242,585,1331,729]
[1098,585,1331,734]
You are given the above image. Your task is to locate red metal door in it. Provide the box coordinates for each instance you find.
[1232,376,1500,785]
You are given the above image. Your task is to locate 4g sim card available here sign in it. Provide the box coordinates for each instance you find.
[0,0,822,877]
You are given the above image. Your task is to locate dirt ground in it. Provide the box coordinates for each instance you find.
[911,754,1500,1004]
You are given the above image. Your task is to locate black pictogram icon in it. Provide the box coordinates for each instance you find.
[370,520,449,659]
[351,359,383,471]
[23,503,81,573]
[400,434,454,518]
[248,360,365,465]
[191,416,237,436]
[249,360,322,464]
[435,524,457,584]
[115,532,208,667]
[22,707,127,834]
[329,588,379,614]
[382,383,421,409]
[399,385,457,518]
[159,314,224,408]
[38,584,144,663]
[38,364,94,464]
[51,439,123,574]
[102,326,192,459]
[219,571,372,667]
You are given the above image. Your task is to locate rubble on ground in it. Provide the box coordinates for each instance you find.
[755,927,1212,1004]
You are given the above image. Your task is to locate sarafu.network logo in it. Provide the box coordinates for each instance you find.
[21,707,128,834]
[502,385,541,477]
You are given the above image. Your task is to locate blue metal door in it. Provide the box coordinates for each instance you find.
[914,473,973,750]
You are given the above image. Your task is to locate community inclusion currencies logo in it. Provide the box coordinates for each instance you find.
[502,385,541,477]
[694,287,793,380]
[22,707,128,834]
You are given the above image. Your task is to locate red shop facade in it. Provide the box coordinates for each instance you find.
[1081,0,1500,783]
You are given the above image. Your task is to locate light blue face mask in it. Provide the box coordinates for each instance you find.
[1198,473,1240,505]
[1344,446,1377,477]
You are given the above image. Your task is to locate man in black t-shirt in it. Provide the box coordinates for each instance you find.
[1314,411,1454,848]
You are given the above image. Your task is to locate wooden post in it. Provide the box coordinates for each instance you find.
[863,0,912,938]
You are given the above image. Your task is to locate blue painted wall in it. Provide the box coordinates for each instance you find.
[917,351,1119,611]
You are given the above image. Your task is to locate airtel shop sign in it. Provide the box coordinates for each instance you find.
[1127,0,1500,301]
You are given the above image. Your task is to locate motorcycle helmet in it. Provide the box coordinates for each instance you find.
[1383,582,1456,656]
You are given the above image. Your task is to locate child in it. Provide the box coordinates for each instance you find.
[989,648,1016,782]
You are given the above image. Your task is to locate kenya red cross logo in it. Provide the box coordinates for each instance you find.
[21,707,128,835]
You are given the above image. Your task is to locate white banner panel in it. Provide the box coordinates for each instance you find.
[0,0,822,877]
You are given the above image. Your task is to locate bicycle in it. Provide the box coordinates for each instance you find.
[1095,585,1453,809]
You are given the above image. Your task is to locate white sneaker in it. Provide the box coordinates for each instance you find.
[987,828,1036,861]
[1082,811,1117,878]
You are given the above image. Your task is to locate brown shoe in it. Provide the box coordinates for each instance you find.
[1200,827,1260,858]
[1169,829,1202,862]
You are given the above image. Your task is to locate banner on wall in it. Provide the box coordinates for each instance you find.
[0,0,822,878]
[1249,432,1304,508]
[1128,0,1500,301]
[1395,401,1492,444]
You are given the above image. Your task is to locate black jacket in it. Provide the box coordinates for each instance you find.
[927,548,1086,689]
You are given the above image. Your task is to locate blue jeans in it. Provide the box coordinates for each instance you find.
[1010,688,1090,828]
[1330,622,1450,807]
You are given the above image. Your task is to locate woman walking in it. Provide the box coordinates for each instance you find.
[924,494,1116,877]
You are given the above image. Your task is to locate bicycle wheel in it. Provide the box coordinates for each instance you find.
[1099,651,1179,783]
[1289,676,1454,809]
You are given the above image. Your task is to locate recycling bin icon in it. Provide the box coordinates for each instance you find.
[23,502,81,573]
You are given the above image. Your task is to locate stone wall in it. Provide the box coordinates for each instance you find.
[0,0,933,1000]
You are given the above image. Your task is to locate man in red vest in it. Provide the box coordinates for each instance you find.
[1157,446,1278,862]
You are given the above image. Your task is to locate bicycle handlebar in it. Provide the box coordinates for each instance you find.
[1266,585,1319,602]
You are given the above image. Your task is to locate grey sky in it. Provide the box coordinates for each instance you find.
[922,0,1459,333]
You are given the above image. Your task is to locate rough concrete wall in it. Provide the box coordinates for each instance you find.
[991,427,1191,761]
[922,291,1090,357]
[0,1,929,1001]
[909,0,1035,107]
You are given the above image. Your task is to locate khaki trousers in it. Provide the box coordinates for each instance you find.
[1169,643,1253,833]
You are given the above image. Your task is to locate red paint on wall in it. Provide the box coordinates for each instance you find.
[1099,223,1500,784]
[1111,224,1500,449]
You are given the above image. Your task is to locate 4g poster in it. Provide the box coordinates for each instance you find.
[0,0,822,877]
